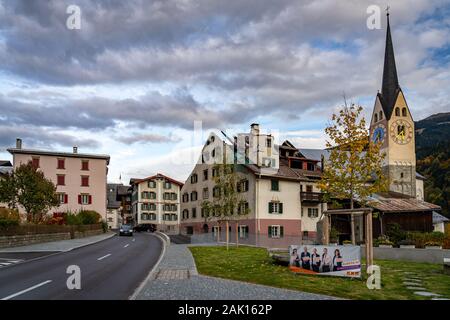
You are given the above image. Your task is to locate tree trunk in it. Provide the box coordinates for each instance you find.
[350,198,356,245]
[226,220,229,251]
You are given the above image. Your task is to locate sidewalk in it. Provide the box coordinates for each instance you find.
[135,244,337,300]
[0,232,115,253]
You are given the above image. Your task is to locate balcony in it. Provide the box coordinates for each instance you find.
[300,192,324,202]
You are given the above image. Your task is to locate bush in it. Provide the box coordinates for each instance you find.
[78,210,101,225]
[444,224,450,249]
[374,235,394,246]
[386,223,406,245]
[425,241,442,247]
[342,240,352,245]
[0,208,20,228]
[64,212,83,225]
[406,231,444,248]
[101,221,108,233]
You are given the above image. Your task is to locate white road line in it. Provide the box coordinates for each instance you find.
[0,262,12,266]
[1,280,52,300]
[132,239,135,242]
[97,254,111,261]
[124,244,129,248]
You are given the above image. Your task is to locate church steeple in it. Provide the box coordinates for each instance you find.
[378,11,401,120]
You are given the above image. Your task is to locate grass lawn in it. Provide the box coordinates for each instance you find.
[189,245,450,300]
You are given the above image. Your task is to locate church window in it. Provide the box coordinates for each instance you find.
[402,108,407,117]
[374,114,378,122]
[395,107,400,116]
[379,111,383,120]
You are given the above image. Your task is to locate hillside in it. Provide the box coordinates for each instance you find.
[415,112,450,216]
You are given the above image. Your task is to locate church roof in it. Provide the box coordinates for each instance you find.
[377,13,401,120]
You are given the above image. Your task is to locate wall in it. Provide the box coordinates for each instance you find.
[0,233,71,248]
[361,246,450,264]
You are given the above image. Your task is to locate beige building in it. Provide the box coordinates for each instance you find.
[180,124,326,241]
[130,173,183,234]
[7,139,110,219]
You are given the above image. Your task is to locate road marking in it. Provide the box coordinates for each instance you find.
[132,239,135,242]
[0,262,12,266]
[124,244,129,248]
[97,254,111,261]
[1,280,52,300]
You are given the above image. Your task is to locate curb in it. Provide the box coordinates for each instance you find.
[129,232,167,300]
[0,232,116,270]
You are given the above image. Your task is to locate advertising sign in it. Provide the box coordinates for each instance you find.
[289,245,361,278]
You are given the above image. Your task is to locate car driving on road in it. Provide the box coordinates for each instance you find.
[119,224,133,236]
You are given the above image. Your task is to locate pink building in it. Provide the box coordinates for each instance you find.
[8,139,110,219]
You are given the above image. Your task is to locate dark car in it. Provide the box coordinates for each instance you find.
[119,224,133,236]
[133,224,156,233]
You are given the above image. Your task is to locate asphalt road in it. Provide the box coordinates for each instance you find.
[0,232,163,300]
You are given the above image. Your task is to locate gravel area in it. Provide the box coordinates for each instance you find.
[135,243,337,300]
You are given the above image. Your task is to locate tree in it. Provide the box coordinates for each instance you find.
[201,163,249,249]
[318,104,387,244]
[0,162,59,223]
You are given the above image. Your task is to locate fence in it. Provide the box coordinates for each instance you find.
[190,231,315,249]
[0,224,103,238]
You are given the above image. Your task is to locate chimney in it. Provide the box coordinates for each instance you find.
[73,146,78,154]
[250,123,260,135]
[16,138,22,149]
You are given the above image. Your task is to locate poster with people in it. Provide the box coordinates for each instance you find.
[289,245,361,278]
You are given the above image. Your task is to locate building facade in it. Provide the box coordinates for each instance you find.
[106,183,133,229]
[0,160,13,209]
[7,139,110,219]
[129,173,182,234]
[180,124,326,240]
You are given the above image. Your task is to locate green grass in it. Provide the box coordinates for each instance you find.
[189,245,450,300]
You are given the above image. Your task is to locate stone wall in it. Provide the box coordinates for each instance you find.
[73,229,104,239]
[0,232,71,248]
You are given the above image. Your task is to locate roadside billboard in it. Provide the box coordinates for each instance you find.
[288,245,361,278]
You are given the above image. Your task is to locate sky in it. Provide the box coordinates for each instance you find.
[0,0,449,184]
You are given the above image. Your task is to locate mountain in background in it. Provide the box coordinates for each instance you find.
[415,112,450,216]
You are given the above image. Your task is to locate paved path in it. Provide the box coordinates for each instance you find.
[0,233,163,300]
[0,232,116,253]
[135,244,336,300]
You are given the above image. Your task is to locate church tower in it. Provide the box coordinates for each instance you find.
[369,12,416,197]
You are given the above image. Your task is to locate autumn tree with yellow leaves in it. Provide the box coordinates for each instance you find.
[318,104,387,244]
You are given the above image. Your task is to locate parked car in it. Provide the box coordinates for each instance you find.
[119,224,133,236]
[134,223,156,232]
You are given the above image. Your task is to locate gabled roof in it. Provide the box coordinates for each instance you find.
[367,192,441,213]
[7,148,110,164]
[129,173,183,187]
[378,13,401,120]
[107,183,122,209]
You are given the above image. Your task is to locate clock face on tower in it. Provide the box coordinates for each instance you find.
[371,124,386,144]
[390,119,413,145]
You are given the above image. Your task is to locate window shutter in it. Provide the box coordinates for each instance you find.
[280,226,284,237]
[268,202,273,213]
[279,203,283,214]
[268,226,272,237]
[88,195,92,204]
[64,194,68,204]
[78,195,82,204]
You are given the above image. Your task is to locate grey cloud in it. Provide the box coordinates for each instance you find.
[116,133,181,145]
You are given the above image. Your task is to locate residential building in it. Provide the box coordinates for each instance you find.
[106,183,122,229]
[117,184,133,224]
[7,139,110,219]
[180,124,326,241]
[129,173,183,234]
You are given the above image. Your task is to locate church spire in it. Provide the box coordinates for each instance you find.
[379,10,400,119]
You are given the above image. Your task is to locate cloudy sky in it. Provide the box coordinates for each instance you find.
[0,0,449,183]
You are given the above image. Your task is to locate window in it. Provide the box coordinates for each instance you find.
[395,107,400,116]
[57,158,65,169]
[148,180,156,188]
[164,181,172,189]
[171,214,177,221]
[203,169,208,181]
[237,180,249,192]
[32,157,40,169]
[238,201,249,215]
[171,204,177,211]
[191,174,198,184]
[150,192,156,199]
[306,185,313,193]
[192,207,197,218]
[213,186,221,198]
[81,160,89,171]
[266,138,272,148]
[182,209,189,220]
[203,188,209,199]
[81,176,89,187]
[212,168,218,177]
[307,208,319,218]
[171,192,177,200]
[379,111,383,120]
[374,113,378,122]
[57,193,67,204]
[268,225,284,238]
[239,225,249,238]
[271,179,279,191]
[108,217,113,222]
[163,192,171,200]
[182,193,189,202]
[400,172,404,178]
[307,163,315,171]
[268,202,283,214]
[79,194,91,205]
[402,107,407,117]
[190,191,198,201]
[57,174,65,186]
